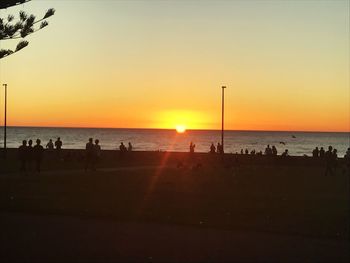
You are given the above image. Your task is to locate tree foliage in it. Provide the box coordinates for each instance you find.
[0,0,55,59]
[0,0,30,10]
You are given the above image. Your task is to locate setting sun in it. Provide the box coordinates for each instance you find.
[176,125,186,133]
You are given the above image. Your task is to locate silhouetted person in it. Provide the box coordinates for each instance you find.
[240,149,244,155]
[265,145,272,155]
[245,149,249,155]
[46,139,54,150]
[345,148,350,160]
[210,143,216,154]
[55,137,62,158]
[85,138,94,171]
[26,139,34,172]
[217,143,223,154]
[18,140,27,172]
[272,146,277,156]
[312,147,319,158]
[33,139,44,173]
[189,142,195,154]
[345,148,350,173]
[128,142,133,152]
[217,143,221,154]
[119,142,127,157]
[325,146,334,176]
[319,147,325,158]
[281,149,289,157]
[332,149,338,171]
[94,139,101,169]
[250,149,256,155]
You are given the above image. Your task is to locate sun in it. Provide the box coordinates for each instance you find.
[176,125,186,133]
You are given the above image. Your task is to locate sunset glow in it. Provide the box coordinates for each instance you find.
[176,125,186,133]
[0,1,348,132]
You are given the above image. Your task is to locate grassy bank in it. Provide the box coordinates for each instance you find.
[0,151,349,240]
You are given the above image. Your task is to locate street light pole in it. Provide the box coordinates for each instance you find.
[221,86,226,154]
[3,83,7,158]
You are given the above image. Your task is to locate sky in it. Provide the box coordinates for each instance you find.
[0,0,349,132]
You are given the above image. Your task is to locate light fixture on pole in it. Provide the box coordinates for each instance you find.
[221,86,226,154]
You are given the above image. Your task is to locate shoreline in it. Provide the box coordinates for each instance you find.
[1,147,347,158]
[0,148,347,175]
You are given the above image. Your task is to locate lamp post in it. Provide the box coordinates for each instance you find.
[3,83,7,158]
[221,86,226,154]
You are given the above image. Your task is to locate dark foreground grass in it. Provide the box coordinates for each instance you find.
[0,162,349,240]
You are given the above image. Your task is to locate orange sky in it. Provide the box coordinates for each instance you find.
[0,0,349,132]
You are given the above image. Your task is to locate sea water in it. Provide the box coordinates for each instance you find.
[1,127,349,156]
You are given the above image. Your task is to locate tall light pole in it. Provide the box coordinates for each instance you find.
[3,83,7,158]
[221,86,226,154]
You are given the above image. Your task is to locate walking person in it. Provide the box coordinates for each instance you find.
[33,139,44,173]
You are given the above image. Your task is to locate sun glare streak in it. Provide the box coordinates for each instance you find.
[136,133,179,215]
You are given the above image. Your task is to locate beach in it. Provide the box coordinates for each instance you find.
[0,149,349,261]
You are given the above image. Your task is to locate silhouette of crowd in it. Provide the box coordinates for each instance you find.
[84,138,101,171]
[17,137,348,175]
[18,138,48,173]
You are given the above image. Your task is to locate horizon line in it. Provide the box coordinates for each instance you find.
[4,125,350,133]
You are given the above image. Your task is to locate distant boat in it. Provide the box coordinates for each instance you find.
[292,135,296,138]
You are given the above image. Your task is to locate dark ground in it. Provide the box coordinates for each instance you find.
[0,149,349,262]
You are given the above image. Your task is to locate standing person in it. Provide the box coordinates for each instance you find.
[55,137,62,150]
[217,143,222,154]
[219,143,224,154]
[319,147,325,158]
[128,142,133,152]
[332,149,338,172]
[272,146,277,156]
[55,137,63,158]
[281,149,289,157]
[18,140,27,173]
[210,143,216,154]
[26,139,34,172]
[85,138,94,172]
[46,139,54,150]
[345,148,350,173]
[33,139,44,173]
[94,139,101,169]
[312,147,319,158]
[325,146,334,176]
[119,142,127,156]
[189,142,195,154]
[265,145,272,155]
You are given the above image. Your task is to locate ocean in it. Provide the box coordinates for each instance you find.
[0,127,349,156]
